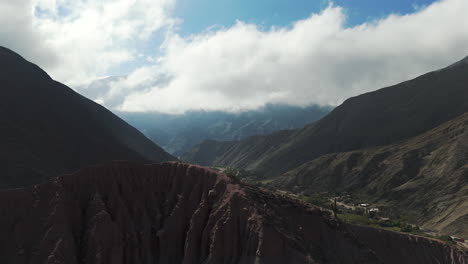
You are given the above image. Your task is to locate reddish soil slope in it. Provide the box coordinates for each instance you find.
[0,162,465,264]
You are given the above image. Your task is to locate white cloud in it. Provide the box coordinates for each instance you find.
[114,0,468,113]
[0,0,176,86]
[0,0,59,68]
[2,0,468,114]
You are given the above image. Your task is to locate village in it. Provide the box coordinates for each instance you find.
[329,193,467,248]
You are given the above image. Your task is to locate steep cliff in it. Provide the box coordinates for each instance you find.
[0,162,465,264]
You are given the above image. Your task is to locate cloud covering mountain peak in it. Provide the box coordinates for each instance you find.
[2,0,468,114]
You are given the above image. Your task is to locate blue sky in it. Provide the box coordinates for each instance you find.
[174,0,438,35]
[122,0,440,76]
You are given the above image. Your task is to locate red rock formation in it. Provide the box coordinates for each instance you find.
[0,162,465,264]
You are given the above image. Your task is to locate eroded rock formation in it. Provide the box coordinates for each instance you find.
[0,162,465,264]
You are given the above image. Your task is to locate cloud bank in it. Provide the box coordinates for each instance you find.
[117,0,468,113]
[0,0,176,86]
[1,0,468,113]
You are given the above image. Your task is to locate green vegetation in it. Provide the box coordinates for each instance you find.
[339,213,414,232]
[338,214,374,226]
[434,234,454,243]
[298,193,332,209]
[215,166,274,189]
[337,213,455,244]
[215,167,256,180]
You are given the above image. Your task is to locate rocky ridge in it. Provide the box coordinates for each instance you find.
[0,162,465,264]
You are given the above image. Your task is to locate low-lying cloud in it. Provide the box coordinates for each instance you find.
[116,0,468,113]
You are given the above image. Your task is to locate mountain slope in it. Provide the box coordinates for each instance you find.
[0,47,174,188]
[184,55,468,178]
[273,112,468,237]
[0,161,465,264]
[182,130,296,169]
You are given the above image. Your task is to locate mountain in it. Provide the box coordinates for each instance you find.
[273,112,468,237]
[183,55,468,178]
[117,104,331,156]
[0,161,465,264]
[0,47,174,188]
[81,76,331,157]
[182,130,296,170]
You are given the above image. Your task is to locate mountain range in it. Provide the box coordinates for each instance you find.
[183,55,468,237]
[80,76,331,157]
[118,105,331,156]
[184,56,468,176]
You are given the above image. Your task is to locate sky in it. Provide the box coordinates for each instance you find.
[1,0,468,114]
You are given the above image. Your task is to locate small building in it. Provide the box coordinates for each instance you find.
[359,203,369,207]
[449,236,465,243]
[369,208,380,217]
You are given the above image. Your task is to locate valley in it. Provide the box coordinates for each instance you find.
[183,56,468,239]
[117,104,331,156]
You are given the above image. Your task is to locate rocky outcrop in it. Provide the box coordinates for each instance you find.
[0,162,465,264]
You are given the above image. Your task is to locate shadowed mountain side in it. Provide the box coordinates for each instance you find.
[273,112,468,237]
[0,47,174,188]
[182,130,295,169]
[183,56,468,178]
[0,162,465,264]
